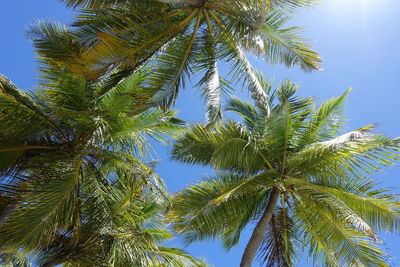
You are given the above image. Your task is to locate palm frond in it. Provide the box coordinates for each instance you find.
[293,190,389,267]
[61,0,130,8]
[0,158,81,251]
[170,80,400,266]
[258,207,299,266]
[169,173,268,247]
[243,12,321,71]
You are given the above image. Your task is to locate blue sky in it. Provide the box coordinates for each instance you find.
[1,0,400,266]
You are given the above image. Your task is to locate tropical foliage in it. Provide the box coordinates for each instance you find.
[49,0,322,123]
[1,0,399,266]
[169,77,400,266]
[0,68,204,266]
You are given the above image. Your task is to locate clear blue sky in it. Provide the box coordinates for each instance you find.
[1,0,400,266]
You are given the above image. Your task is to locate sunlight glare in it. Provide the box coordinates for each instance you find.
[327,0,371,20]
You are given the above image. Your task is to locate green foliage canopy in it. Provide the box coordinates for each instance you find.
[169,77,400,266]
[0,69,203,266]
[47,0,322,123]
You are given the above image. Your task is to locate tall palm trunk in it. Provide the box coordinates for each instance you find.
[240,188,280,267]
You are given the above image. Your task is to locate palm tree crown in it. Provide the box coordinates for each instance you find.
[0,69,203,266]
[169,78,400,266]
[49,0,321,123]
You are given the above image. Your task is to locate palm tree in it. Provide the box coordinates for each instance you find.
[50,0,321,123]
[169,78,400,266]
[0,69,201,266]
[30,164,201,267]
[1,162,200,266]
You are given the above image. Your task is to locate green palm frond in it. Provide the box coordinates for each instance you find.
[270,0,320,13]
[293,192,389,267]
[61,0,129,8]
[0,250,31,267]
[56,0,321,123]
[61,0,319,12]
[258,207,299,266]
[0,158,81,251]
[290,178,400,234]
[28,20,82,65]
[298,88,351,146]
[0,70,190,265]
[170,79,400,266]
[288,126,400,182]
[172,122,265,173]
[169,173,269,246]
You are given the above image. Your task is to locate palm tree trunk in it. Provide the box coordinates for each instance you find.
[240,188,280,267]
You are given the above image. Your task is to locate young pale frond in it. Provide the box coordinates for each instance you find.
[211,11,270,114]
[289,126,400,181]
[261,101,295,160]
[195,25,223,124]
[243,12,321,71]
[275,80,314,121]
[202,59,223,124]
